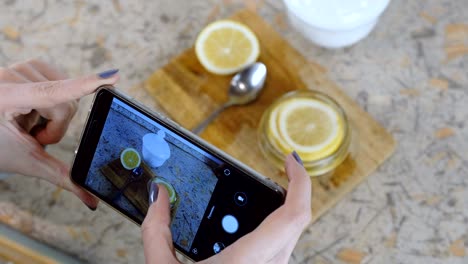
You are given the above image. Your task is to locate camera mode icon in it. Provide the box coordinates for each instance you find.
[234,192,247,206]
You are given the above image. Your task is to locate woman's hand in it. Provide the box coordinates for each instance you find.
[0,59,119,209]
[142,152,312,264]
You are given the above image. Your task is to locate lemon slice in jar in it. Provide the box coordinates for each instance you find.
[155,179,177,205]
[267,98,345,161]
[195,20,260,75]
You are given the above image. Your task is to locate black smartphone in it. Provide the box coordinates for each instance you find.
[71,87,286,261]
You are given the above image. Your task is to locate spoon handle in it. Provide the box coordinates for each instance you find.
[192,102,232,134]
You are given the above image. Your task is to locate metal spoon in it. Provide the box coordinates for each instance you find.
[192,62,267,134]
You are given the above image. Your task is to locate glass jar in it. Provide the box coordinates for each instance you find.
[258,90,353,176]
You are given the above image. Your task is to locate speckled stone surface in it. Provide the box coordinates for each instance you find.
[0,0,467,263]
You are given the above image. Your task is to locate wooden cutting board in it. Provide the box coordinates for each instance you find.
[139,10,396,222]
[101,159,154,214]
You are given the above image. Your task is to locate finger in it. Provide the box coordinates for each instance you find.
[37,150,99,209]
[0,70,119,109]
[27,61,81,112]
[27,59,68,80]
[2,65,74,143]
[284,153,312,216]
[11,61,78,144]
[5,130,99,209]
[221,154,312,261]
[38,150,98,208]
[0,67,29,83]
[142,186,178,263]
[0,68,30,118]
[70,184,99,210]
[147,185,172,226]
[15,110,42,133]
[10,62,48,82]
[33,96,78,145]
[34,104,76,145]
[0,65,36,120]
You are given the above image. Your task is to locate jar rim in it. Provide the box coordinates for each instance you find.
[258,89,352,176]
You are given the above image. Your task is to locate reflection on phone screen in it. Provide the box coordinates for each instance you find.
[85,98,221,252]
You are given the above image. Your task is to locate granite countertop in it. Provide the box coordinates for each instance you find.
[0,0,467,263]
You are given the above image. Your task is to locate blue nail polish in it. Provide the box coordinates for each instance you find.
[148,180,159,205]
[98,69,119,78]
[292,151,303,166]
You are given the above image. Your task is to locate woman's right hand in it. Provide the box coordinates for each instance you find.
[142,152,312,264]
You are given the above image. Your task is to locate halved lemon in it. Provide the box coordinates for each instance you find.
[195,20,260,75]
[267,98,344,161]
[120,148,141,170]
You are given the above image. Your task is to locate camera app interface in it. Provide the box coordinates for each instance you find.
[84,98,221,252]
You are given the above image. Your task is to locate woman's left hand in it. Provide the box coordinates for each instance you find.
[0,59,119,209]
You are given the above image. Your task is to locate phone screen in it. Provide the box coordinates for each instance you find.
[76,89,284,261]
[85,97,221,249]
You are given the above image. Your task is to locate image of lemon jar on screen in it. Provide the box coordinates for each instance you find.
[258,90,353,176]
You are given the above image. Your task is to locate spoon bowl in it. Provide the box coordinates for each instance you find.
[192,62,267,134]
[228,62,267,105]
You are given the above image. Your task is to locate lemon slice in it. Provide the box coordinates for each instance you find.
[267,98,344,160]
[266,105,285,152]
[120,148,141,170]
[195,20,260,75]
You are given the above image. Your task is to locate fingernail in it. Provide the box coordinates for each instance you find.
[292,151,303,166]
[97,69,119,79]
[87,205,97,211]
[148,181,159,205]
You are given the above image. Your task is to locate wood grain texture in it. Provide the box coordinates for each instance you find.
[0,236,58,264]
[101,159,154,214]
[141,10,396,222]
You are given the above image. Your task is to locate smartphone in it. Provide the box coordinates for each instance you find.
[71,87,286,261]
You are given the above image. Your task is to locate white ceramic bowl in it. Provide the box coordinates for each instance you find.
[283,0,390,49]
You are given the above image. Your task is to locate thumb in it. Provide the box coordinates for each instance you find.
[0,69,119,110]
[142,184,178,263]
